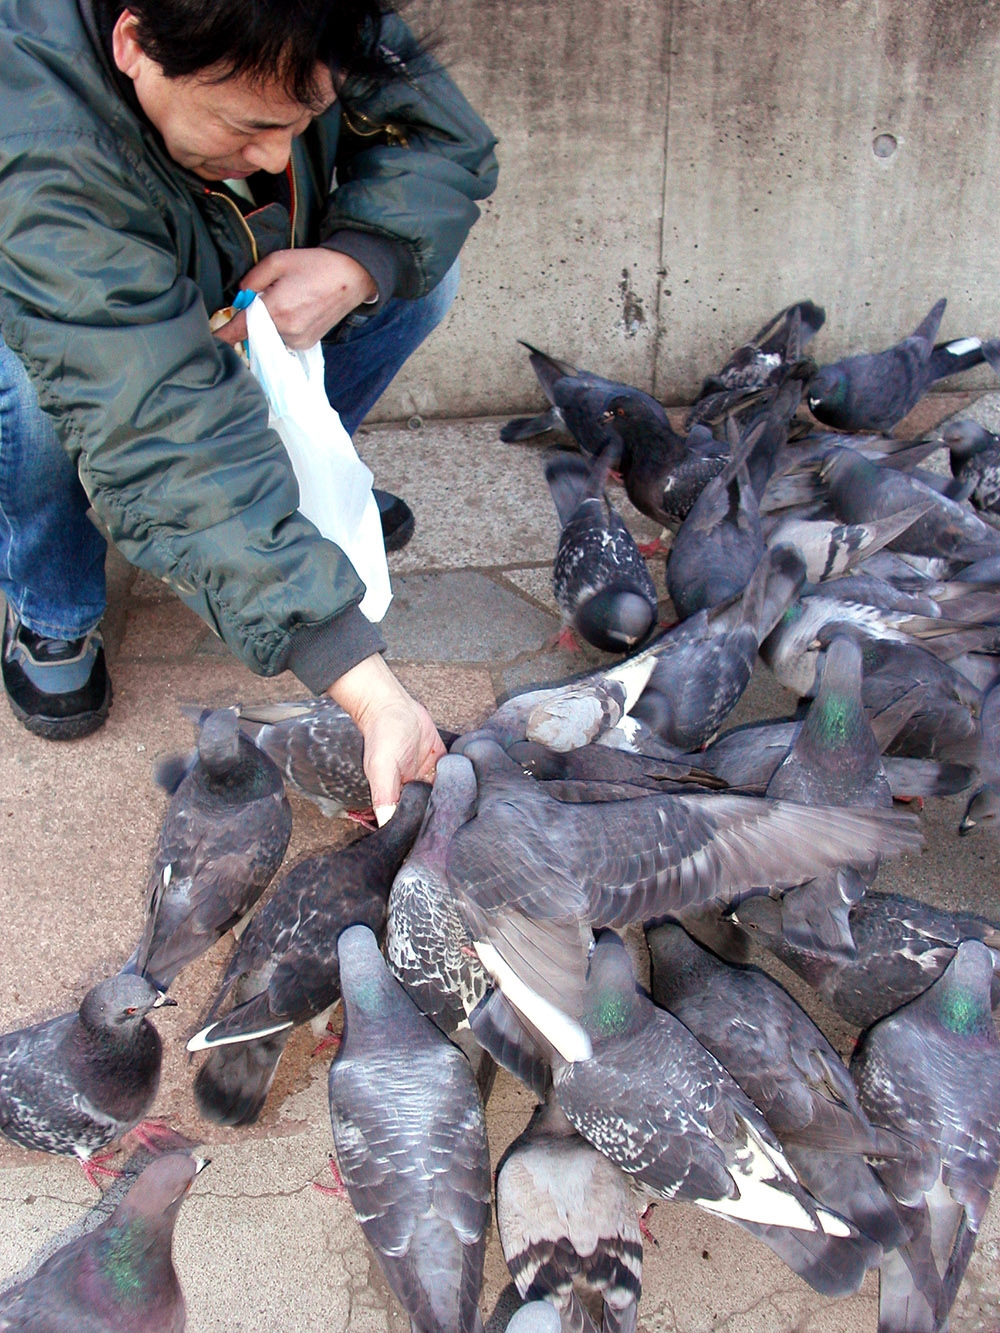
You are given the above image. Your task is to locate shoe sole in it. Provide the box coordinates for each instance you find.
[383,512,415,553]
[7,681,112,741]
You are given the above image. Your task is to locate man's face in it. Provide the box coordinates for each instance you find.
[113,12,336,180]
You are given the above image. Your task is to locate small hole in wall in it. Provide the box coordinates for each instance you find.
[873,133,898,159]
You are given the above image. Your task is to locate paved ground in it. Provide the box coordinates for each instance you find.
[1,395,999,1332]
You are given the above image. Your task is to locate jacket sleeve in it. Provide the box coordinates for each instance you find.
[0,130,382,684]
[323,14,499,299]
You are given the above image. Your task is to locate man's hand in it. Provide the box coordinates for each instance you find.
[213,249,376,350]
[328,654,446,824]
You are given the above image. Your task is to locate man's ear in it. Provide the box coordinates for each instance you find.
[111,10,144,80]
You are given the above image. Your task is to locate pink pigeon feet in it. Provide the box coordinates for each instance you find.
[311,1026,342,1058]
[78,1149,123,1189]
[345,807,379,829]
[127,1120,197,1153]
[313,1157,349,1198]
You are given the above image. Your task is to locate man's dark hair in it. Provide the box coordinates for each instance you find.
[98,0,405,104]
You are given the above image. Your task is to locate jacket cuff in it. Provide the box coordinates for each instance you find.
[284,605,387,693]
[322,230,404,308]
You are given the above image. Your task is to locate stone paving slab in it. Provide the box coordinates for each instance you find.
[1,403,1000,1331]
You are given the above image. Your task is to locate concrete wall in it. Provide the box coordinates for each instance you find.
[375,0,1000,421]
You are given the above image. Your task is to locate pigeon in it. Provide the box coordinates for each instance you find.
[941,417,1000,516]
[499,342,671,454]
[765,503,933,583]
[733,888,1000,1029]
[0,1151,207,1332]
[234,697,371,818]
[549,931,857,1290]
[819,446,1000,564]
[544,446,658,652]
[646,923,908,1294]
[504,1303,562,1333]
[186,780,431,1127]
[806,299,990,432]
[851,940,1000,1332]
[0,975,175,1186]
[496,1093,642,1333]
[440,741,920,1054]
[631,546,805,751]
[131,707,292,990]
[603,396,728,529]
[686,300,825,429]
[665,424,764,620]
[328,925,492,1333]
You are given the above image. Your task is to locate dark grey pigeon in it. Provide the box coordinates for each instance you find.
[550,932,856,1290]
[186,781,431,1127]
[806,299,989,432]
[942,417,1000,516]
[819,446,1000,564]
[545,446,658,652]
[646,923,907,1294]
[132,707,292,990]
[0,975,175,1187]
[733,889,1000,1029]
[632,546,805,751]
[328,925,492,1333]
[496,1094,642,1333]
[499,341,671,455]
[851,941,1000,1333]
[236,696,371,818]
[0,1151,206,1332]
[441,742,920,1055]
[665,424,765,620]
[687,300,825,429]
[603,396,729,531]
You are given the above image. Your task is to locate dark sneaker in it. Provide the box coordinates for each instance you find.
[374,488,415,552]
[1,606,111,740]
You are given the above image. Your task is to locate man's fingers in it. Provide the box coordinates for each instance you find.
[374,804,398,828]
[213,311,248,346]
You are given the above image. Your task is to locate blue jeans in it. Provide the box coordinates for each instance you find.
[0,261,458,638]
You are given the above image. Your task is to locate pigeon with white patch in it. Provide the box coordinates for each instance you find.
[328,925,492,1333]
[187,781,430,1127]
[0,975,175,1187]
[0,1152,207,1332]
[852,940,1000,1332]
[550,931,856,1289]
[545,446,658,652]
[496,1093,642,1333]
[647,923,907,1294]
[132,707,292,990]
[806,299,992,432]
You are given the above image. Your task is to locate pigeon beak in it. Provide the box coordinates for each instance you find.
[194,1157,211,1174]
[153,992,178,1008]
[958,816,975,836]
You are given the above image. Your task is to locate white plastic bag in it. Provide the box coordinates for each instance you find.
[245,296,392,622]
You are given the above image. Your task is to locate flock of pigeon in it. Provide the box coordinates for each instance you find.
[2,296,1000,1332]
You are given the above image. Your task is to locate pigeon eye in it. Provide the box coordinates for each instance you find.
[124,1007,137,1015]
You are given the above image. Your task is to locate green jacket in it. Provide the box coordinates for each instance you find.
[0,0,498,687]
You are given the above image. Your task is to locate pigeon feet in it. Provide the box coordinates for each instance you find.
[312,1157,349,1199]
[638,1202,659,1248]
[311,1026,342,1058]
[128,1120,197,1153]
[344,806,378,829]
[638,537,668,558]
[79,1150,123,1189]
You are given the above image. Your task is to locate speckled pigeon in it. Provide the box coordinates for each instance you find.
[852,940,1000,1332]
[132,707,292,990]
[545,445,658,652]
[0,975,175,1187]
[941,417,1000,516]
[496,1094,642,1333]
[186,781,430,1127]
[550,931,855,1286]
[646,923,907,1294]
[328,925,492,1333]
[733,888,1000,1029]
[0,1152,206,1331]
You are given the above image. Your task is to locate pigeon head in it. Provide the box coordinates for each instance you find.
[337,923,409,1029]
[79,974,175,1032]
[646,922,719,1000]
[122,1151,209,1223]
[942,418,994,464]
[196,707,242,777]
[807,366,849,417]
[799,635,882,776]
[925,940,997,1039]
[581,930,643,1040]
[729,895,783,948]
[576,588,656,653]
[959,785,1000,835]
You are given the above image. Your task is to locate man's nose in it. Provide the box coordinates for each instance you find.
[242,130,295,174]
